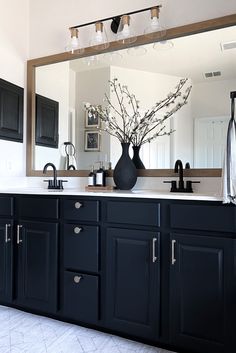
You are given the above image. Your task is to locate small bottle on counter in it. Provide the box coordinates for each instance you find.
[96,162,106,186]
[88,165,96,186]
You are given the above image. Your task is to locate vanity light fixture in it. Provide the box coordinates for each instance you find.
[67,3,164,54]
[116,15,137,44]
[65,28,84,54]
[144,6,166,39]
[90,22,109,50]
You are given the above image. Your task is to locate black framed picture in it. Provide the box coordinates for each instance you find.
[84,131,101,151]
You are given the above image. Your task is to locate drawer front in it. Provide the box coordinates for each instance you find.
[63,199,99,222]
[64,224,99,272]
[0,196,13,216]
[106,201,160,226]
[17,197,59,219]
[170,204,236,233]
[63,271,98,324]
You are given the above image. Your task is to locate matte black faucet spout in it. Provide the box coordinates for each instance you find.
[43,162,57,186]
[174,159,184,189]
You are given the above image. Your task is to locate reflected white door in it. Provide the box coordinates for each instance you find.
[194,116,228,168]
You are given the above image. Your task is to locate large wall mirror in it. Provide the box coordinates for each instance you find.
[27,14,236,177]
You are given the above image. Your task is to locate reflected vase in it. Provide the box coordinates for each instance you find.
[132,145,146,169]
[113,143,137,190]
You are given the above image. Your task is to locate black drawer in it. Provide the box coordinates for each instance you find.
[63,271,98,324]
[64,224,99,272]
[17,197,59,219]
[170,204,236,233]
[62,199,99,222]
[106,200,160,226]
[0,196,13,216]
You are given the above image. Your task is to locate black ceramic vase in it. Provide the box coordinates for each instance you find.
[132,145,146,169]
[113,143,137,190]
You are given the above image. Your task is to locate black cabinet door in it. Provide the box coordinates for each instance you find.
[16,221,58,313]
[170,233,233,353]
[106,228,160,340]
[0,220,13,302]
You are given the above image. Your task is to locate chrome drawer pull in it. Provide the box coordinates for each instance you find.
[75,202,83,209]
[5,224,11,243]
[17,225,23,244]
[152,238,157,263]
[171,239,176,265]
[74,275,82,284]
[74,227,83,234]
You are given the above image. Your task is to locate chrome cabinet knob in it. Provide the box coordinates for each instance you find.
[74,227,82,234]
[75,202,83,209]
[74,275,82,284]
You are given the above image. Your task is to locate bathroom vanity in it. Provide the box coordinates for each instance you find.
[0,189,235,353]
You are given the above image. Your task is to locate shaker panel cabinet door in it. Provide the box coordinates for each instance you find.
[0,220,13,302]
[16,221,58,313]
[106,228,160,340]
[170,233,233,353]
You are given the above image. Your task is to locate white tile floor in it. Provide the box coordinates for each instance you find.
[0,305,176,353]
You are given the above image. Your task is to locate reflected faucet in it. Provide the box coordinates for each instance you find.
[174,159,184,190]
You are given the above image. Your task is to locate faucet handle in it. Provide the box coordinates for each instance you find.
[186,180,200,193]
[163,180,177,192]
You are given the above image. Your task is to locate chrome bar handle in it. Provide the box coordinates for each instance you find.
[171,239,176,265]
[17,225,23,244]
[152,238,157,263]
[5,224,11,243]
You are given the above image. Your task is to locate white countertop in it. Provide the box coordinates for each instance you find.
[0,187,223,202]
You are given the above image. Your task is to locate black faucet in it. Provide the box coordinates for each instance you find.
[43,162,67,189]
[163,159,200,192]
[174,159,184,190]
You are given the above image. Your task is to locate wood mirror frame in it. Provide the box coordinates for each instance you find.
[27,14,236,177]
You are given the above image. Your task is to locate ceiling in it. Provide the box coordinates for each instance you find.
[70,25,236,83]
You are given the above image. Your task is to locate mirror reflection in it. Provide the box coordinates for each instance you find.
[35,25,236,171]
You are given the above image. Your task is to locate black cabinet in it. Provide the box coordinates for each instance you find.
[62,197,100,324]
[16,220,58,313]
[35,94,59,148]
[0,220,13,302]
[106,227,160,340]
[169,233,233,353]
[0,196,14,303]
[0,79,23,142]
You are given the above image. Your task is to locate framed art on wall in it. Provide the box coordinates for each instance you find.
[85,108,100,128]
[84,131,101,151]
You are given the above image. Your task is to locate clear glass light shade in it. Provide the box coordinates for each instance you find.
[144,7,166,40]
[116,15,137,44]
[65,28,84,54]
[90,22,109,50]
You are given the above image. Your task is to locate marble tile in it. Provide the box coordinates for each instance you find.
[0,305,176,353]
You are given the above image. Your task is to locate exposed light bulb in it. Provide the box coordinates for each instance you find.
[122,23,131,37]
[65,28,84,54]
[95,30,103,43]
[150,16,160,31]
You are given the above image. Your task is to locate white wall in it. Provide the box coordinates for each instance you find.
[0,0,29,177]
[75,67,110,169]
[35,62,70,170]
[192,78,236,118]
